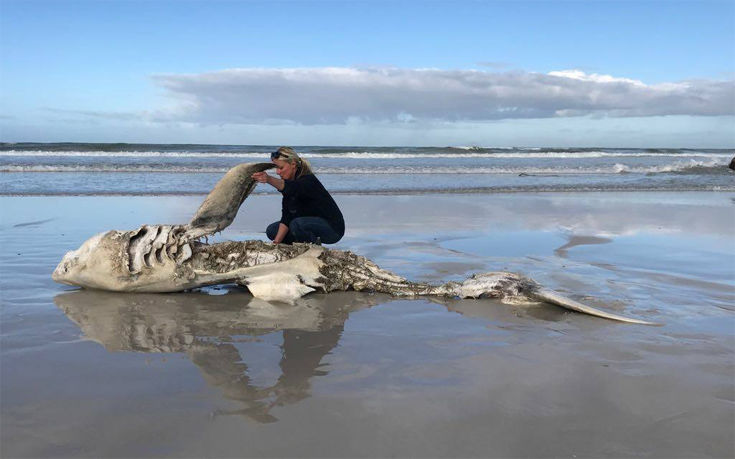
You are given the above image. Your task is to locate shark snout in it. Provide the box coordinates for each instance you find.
[52,251,77,284]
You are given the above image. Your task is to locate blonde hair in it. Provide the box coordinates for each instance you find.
[273,147,313,178]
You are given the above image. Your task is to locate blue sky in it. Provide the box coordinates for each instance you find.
[1,0,733,147]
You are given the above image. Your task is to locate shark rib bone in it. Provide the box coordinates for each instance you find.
[129,225,162,274]
[126,225,194,274]
[148,225,172,266]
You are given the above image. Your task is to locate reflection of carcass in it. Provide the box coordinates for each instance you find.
[54,289,381,423]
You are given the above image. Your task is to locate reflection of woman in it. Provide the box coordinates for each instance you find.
[252,147,345,245]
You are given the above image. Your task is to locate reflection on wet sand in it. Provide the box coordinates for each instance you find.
[554,235,612,258]
[54,289,383,423]
[54,287,593,423]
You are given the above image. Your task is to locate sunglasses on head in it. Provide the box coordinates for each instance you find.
[270,151,282,160]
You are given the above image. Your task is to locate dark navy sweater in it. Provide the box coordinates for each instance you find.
[280,174,345,236]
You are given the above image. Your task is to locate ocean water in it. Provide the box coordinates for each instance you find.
[1,143,733,195]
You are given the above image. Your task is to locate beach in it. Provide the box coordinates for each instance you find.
[3,0,734,453]
[1,191,733,457]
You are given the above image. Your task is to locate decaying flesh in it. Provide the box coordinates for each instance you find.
[52,162,657,325]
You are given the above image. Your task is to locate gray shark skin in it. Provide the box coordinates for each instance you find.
[187,162,276,239]
[52,163,657,325]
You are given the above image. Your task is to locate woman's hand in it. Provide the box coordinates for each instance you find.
[252,171,285,191]
[251,171,270,183]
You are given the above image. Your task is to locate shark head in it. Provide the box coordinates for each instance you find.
[52,230,128,290]
[52,225,194,292]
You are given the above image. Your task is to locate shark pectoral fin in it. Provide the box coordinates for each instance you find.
[532,289,661,326]
[242,272,315,304]
[188,162,276,236]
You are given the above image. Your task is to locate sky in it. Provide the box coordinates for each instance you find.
[0,0,733,147]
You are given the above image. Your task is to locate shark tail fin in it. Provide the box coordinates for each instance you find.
[531,288,660,326]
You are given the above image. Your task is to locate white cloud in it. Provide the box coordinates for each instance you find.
[547,70,646,87]
[150,67,735,125]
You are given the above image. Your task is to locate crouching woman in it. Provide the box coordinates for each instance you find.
[252,147,345,245]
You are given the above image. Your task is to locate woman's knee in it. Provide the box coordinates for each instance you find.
[289,217,340,244]
[287,218,309,241]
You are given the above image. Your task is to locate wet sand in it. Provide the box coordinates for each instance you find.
[1,192,734,458]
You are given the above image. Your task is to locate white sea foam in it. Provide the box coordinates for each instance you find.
[0,165,227,173]
[3,159,725,174]
[0,150,267,158]
[450,146,500,150]
[321,160,726,174]
[328,151,733,159]
[611,159,726,173]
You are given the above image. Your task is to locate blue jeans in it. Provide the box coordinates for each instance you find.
[266,217,342,244]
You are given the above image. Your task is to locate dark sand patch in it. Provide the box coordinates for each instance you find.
[12,217,55,228]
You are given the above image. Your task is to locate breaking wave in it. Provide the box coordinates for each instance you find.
[0,150,266,159]
[2,159,728,174]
